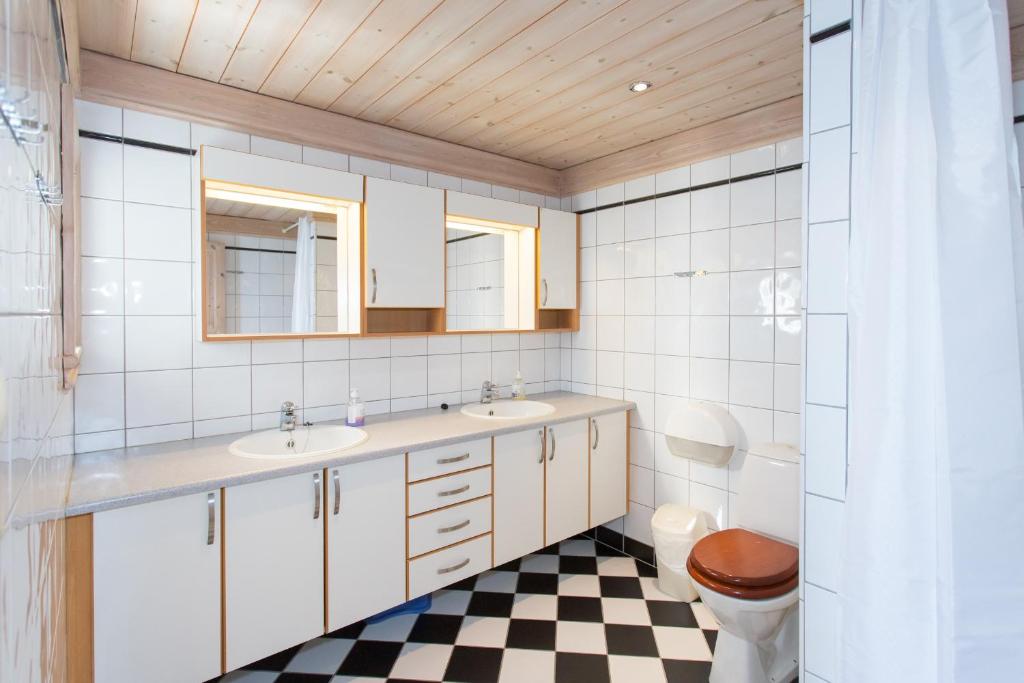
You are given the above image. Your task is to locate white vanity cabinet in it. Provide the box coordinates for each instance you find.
[538,208,578,309]
[224,471,325,671]
[364,177,445,308]
[326,455,406,632]
[73,401,633,682]
[589,412,629,526]
[493,428,546,566]
[544,419,591,543]
[93,492,222,683]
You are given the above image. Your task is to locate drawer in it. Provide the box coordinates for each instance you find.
[407,438,491,482]
[409,496,492,558]
[408,533,492,599]
[408,466,491,516]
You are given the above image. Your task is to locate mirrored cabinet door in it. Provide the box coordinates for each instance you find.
[200,146,362,339]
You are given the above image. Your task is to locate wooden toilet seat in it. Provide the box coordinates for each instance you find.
[686,528,798,600]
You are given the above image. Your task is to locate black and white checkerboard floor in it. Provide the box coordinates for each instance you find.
[211,536,719,683]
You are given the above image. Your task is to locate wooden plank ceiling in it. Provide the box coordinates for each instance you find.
[77,0,803,171]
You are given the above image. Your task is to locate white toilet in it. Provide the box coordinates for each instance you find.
[686,443,800,683]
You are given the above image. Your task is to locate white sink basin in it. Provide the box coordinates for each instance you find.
[229,424,368,459]
[461,400,555,420]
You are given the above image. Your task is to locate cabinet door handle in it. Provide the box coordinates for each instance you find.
[437,519,471,534]
[548,427,556,461]
[313,472,322,519]
[437,453,470,465]
[206,492,216,545]
[592,420,599,450]
[371,268,378,304]
[438,484,470,498]
[332,469,341,516]
[541,278,548,306]
[538,429,545,463]
[437,558,470,575]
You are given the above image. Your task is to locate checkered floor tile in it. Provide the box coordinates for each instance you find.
[209,537,718,683]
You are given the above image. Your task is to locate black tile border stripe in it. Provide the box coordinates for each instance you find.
[79,129,197,156]
[1014,114,1024,124]
[574,162,803,216]
[78,128,808,215]
[809,20,852,44]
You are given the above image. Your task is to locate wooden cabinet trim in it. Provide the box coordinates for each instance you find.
[67,514,94,683]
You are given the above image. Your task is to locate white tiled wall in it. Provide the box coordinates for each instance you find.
[566,137,804,549]
[802,0,855,681]
[74,100,565,453]
[1,3,75,680]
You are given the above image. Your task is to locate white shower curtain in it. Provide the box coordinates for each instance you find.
[843,1,1024,681]
[290,214,316,333]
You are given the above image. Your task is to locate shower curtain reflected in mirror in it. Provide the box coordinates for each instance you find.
[290,214,316,333]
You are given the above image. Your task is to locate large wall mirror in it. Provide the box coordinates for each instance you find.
[201,180,361,338]
[445,217,535,332]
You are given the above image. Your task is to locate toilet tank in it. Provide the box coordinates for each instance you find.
[735,443,800,545]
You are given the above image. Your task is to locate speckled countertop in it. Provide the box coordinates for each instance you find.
[65,392,632,518]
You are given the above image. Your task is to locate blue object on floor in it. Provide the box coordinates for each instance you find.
[365,594,432,623]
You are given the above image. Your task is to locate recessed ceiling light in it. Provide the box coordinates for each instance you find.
[629,81,652,93]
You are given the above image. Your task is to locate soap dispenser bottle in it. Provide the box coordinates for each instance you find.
[512,371,526,400]
[346,388,365,426]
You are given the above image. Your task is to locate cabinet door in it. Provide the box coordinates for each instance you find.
[494,429,546,566]
[589,412,628,527]
[93,492,221,683]
[365,177,444,308]
[225,472,324,671]
[326,455,406,632]
[538,208,577,309]
[544,419,590,543]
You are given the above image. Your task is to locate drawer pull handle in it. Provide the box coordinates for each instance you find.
[438,558,470,575]
[537,429,544,463]
[206,492,216,545]
[438,519,471,534]
[548,428,556,461]
[332,469,341,516]
[371,268,378,304]
[438,484,470,497]
[437,453,470,465]
[592,420,599,449]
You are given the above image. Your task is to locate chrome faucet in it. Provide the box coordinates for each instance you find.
[480,380,500,404]
[280,401,297,432]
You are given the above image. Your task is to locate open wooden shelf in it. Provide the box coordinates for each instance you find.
[365,308,446,335]
[537,308,579,332]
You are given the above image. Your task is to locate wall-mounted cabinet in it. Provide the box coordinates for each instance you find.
[198,148,578,340]
[200,146,363,338]
[538,208,579,331]
[538,208,578,309]
[364,178,445,333]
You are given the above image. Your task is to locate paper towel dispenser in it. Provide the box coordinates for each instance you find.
[664,401,738,467]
